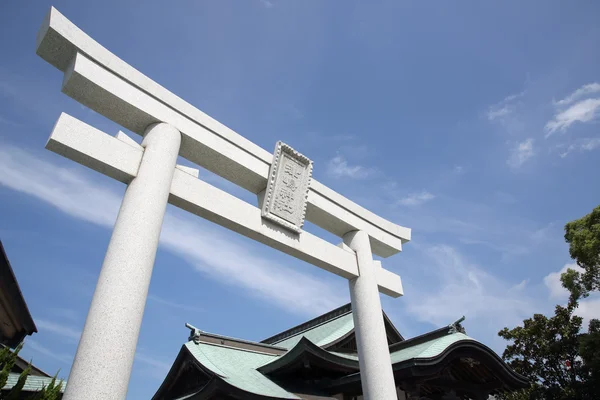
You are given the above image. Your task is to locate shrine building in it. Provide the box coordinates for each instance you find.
[153,304,528,400]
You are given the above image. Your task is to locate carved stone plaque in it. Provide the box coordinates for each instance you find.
[262,142,313,233]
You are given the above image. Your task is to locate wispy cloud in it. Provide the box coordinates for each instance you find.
[405,245,538,343]
[260,0,274,8]
[487,90,526,121]
[25,339,73,364]
[543,263,583,298]
[452,165,464,175]
[35,319,82,342]
[327,155,372,179]
[545,83,600,138]
[0,146,121,226]
[554,82,600,106]
[397,191,435,206]
[135,352,172,379]
[148,294,202,313]
[543,263,600,328]
[580,138,600,151]
[487,106,512,121]
[48,308,80,322]
[458,237,529,258]
[545,98,600,137]
[506,138,534,168]
[559,137,600,158]
[0,144,345,317]
[0,115,22,127]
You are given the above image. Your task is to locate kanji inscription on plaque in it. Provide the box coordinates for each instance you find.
[262,142,313,233]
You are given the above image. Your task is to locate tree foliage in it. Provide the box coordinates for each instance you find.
[0,344,63,399]
[563,205,600,300]
[497,204,600,400]
[498,301,594,399]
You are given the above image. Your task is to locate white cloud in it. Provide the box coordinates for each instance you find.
[0,144,345,317]
[506,138,534,168]
[554,82,600,106]
[135,353,171,370]
[487,106,512,121]
[545,98,600,137]
[405,245,537,336]
[452,165,464,174]
[327,155,371,179]
[25,339,73,364]
[0,146,121,226]
[559,137,600,158]
[159,215,345,315]
[543,263,600,328]
[397,191,435,206]
[543,263,583,298]
[135,352,172,379]
[148,294,202,313]
[487,90,526,121]
[512,279,529,291]
[577,298,600,329]
[529,223,556,245]
[48,308,80,322]
[35,319,82,342]
[581,137,600,151]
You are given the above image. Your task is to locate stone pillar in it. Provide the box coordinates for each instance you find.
[344,230,397,400]
[63,123,181,400]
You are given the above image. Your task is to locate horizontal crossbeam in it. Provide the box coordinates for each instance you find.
[47,113,404,297]
[36,7,410,258]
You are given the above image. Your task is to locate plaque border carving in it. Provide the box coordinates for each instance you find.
[262,141,313,233]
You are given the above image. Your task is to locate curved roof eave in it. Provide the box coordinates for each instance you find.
[152,346,190,400]
[0,241,38,348]
[325,338,529,394]
[258,337,359,375]
[180,375,300,400]
[154,344,300,400]
[393,339,529,388]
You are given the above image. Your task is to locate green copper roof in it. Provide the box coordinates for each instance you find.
[157,310,529,400]
[2,373,65,393]
[271,311,354,350]
[390,332,472,363]
[184,341,300,399]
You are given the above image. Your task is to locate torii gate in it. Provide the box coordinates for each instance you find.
[35,7,411,400]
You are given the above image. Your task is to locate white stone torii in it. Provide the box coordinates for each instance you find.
[36,7,411,400]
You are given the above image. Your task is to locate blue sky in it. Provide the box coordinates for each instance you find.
[1,1,600,398]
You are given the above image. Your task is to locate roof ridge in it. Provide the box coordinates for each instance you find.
[189,339,282,357]
[188,329,288,351]
[261,303,352,344]
[389,327,452,352]
[271,310,353,345]
[388,317,471,353]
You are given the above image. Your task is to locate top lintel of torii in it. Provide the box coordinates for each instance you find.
[35,7,411,258]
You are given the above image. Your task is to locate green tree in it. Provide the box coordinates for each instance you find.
[0,344,63,399]
[26,374,62,400]
[498,300,589,399]
[562,205,600,300]
[498,205,600,400]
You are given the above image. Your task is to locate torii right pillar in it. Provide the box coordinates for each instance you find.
[344,230,397,399]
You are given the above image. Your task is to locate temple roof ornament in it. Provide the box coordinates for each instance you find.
[185,323,203,345]
[449,316,467,334]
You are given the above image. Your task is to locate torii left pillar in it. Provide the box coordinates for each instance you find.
[63,123,181,400]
